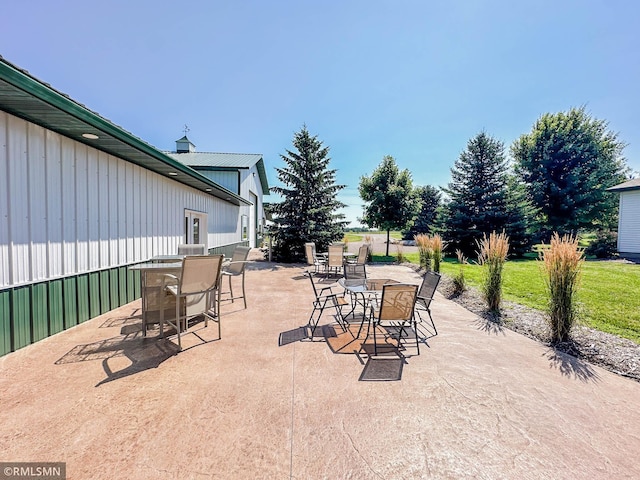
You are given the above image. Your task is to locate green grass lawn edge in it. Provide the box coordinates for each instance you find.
[374,253,640,345]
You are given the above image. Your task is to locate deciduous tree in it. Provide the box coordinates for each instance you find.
[511,107,628,236]
[359,156,419,256]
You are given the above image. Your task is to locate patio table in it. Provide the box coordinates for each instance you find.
[129,261,183,337]
[338,278,400,320]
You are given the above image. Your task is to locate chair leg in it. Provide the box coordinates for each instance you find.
[331,298,348,333]
[308,302,325,337]
[175,298,182,350]
[228,274,234,303]
[427,309,437,336]
[241,272,247,309]
[416,308,438,337]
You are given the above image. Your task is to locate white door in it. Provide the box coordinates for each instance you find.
[184,209,208,247]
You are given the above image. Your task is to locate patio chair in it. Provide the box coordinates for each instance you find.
[326,244,344,278]
[221,246,251,308]
[177,244,207,255]
[162,254,223,350]
[347,244,369,265]
[415,271,441,337]
[342,262,368,318]
[343,262,367,285]
[305,242,326,275]
[306,271,349,336]
[363,283,419,356]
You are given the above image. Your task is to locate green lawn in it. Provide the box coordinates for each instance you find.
[344,231,403,243]
[378,253,640,344]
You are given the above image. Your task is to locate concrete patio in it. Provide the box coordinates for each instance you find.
[1,256,639,479]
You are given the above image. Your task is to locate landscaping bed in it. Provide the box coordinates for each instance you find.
[435,272,640,383]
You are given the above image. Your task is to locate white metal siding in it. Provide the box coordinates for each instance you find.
[0,111,243,289]
[0,113,9,286]
[618,191,640,254]
[200,170,238,194]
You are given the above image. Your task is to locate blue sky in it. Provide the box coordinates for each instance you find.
[2,0,639,226]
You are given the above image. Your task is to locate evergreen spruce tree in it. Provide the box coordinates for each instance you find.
[403,185,442,239]
[443,132,530,257]
[270,126,346,262]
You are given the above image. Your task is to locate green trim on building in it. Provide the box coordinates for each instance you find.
[48,280,64,335]
[208,241,250,258]
[0,290,11,356]
[1,264,142,356]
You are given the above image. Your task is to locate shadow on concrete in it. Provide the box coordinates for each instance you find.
[55,314,224,386]
[544,344,601,383]
[474,316,507,336]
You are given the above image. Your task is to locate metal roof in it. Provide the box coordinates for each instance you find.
[0,56,250,206]
[607,178,640,192]
[167,152,270,194]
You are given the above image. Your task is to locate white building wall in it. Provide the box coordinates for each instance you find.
[0,111,242,289]
[618,190,640,255]
[199,170,238,194]
[232,166,265,248]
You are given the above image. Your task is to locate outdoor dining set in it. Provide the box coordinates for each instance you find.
[303,242,441,359]
[128,240,440,364]
[128,244,250,350]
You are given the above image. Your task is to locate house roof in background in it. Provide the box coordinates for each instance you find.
[168,152,270,194]
[0,56,250,206]
[608,178,640,192]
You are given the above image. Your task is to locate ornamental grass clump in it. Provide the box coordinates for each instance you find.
[431,234,445,273]
[540,233,584,343]
[396,243,406,263]
[477,231,510,311]
[363,235,374,261]
[415,234,433,271]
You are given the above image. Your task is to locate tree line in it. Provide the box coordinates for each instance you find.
[268,107,630,262]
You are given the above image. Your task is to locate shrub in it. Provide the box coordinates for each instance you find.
[452,249,467,295]
[477,231,510,311]
[584,230,618,259]
[540,233,584,343]
[396,243,406,263]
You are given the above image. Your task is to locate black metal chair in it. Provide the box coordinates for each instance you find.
[306,271,348,336]
[415,271,441,337]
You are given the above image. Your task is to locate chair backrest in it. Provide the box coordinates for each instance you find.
[179,255,223,295]
[306,270,320,300]
[227,246,251,274]
[304,243,316,265]
[177,244,207,255]
[378,283,418,321]
[356,244,368,264]
[343,263,367,286]
[328,244,343,268]
[417,272,441,309]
